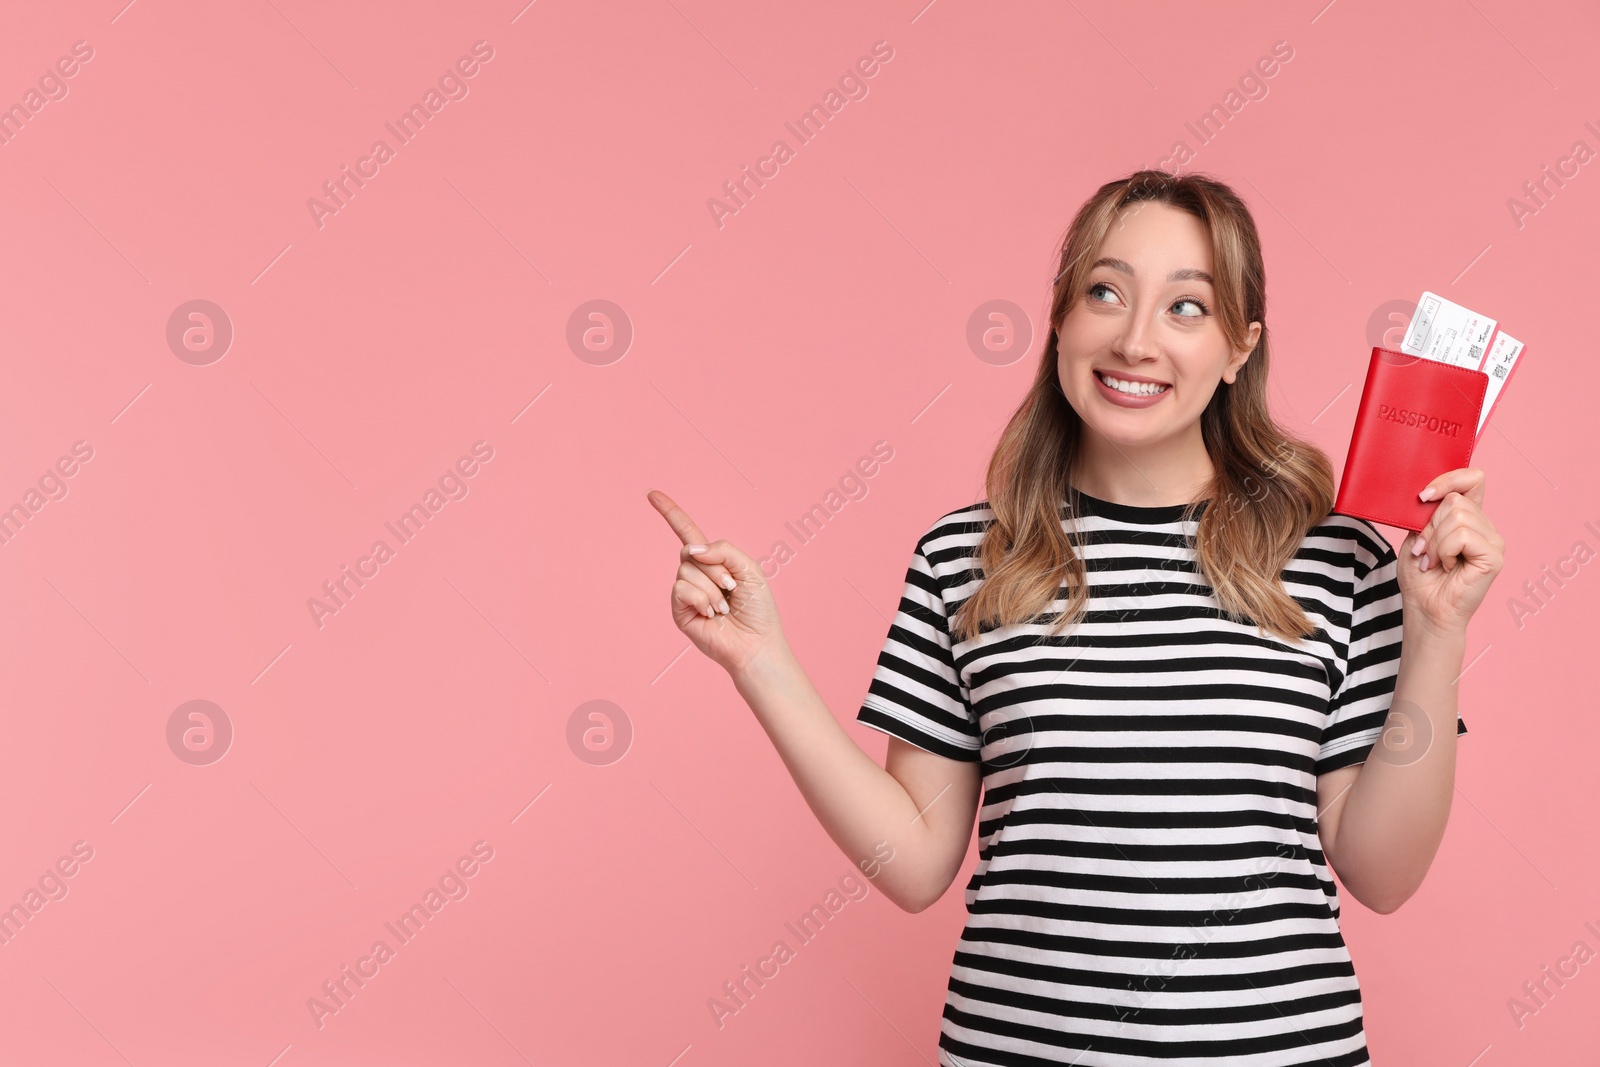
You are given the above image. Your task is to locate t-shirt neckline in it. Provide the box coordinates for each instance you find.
[1066,484,1210,525]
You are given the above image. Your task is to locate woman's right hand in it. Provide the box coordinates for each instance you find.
[647,489,786,677]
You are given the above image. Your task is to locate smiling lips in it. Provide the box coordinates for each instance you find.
[1095,369,1171,397]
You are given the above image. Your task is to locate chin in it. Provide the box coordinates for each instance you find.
[1097,425,1170,447]
[1081,406,1182,442]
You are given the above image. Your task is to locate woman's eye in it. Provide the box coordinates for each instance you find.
[1088,282,1117,303]
[1172,298,1208,317]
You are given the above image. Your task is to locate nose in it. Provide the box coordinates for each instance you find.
[1112,304,1160,364]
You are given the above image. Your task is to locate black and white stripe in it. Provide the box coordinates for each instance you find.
[857,489,1467,1067]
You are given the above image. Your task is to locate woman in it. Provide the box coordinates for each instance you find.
[648,168,1503,1066]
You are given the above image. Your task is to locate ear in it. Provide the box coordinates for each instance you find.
[1223,321,1262,384]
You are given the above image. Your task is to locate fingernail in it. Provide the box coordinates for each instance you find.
[687,544,707,554]
[1418,487,1434,501]
[720,575,736,591]
[1411,539,1425,555]
[701,604,714,618]
[717,600,730,614]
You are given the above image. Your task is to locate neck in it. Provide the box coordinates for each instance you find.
[1070,425,1214,508]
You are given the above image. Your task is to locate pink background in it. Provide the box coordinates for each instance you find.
[1,1,1595,1064]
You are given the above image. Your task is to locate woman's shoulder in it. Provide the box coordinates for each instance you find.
[897,500,994,586]
[1295,510,1400,580]
[914,498,995,549]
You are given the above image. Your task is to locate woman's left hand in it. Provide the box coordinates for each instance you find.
[1399,467,1505,635]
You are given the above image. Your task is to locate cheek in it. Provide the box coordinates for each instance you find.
[1168,346,1226,388]
[1055,354,1094,395]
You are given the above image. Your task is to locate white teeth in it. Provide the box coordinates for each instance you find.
[1098,372,1169,396]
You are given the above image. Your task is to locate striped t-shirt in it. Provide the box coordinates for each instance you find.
[856,487,1467,1067]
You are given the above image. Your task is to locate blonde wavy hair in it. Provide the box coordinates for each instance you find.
[950,169,1337,645]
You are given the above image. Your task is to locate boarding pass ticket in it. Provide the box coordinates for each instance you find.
[1399,290,1525,434]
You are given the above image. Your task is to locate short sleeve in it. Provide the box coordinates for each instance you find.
[855,535,982,763]
[1315,524,1468,776]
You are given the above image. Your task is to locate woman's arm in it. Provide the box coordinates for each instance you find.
[1316,467,1503,913]
[1316,620,1464,913]
[650,490,983,913]
[733,641,983,913]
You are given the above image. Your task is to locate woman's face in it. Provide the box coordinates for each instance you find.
[1056,201,1260,451]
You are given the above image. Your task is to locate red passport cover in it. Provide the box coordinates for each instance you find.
[1334,347,1488,532]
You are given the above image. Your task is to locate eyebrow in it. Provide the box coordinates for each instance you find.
[1090,256,1214,287]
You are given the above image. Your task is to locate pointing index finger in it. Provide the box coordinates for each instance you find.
[647,489,710,547]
